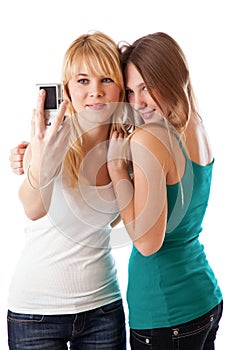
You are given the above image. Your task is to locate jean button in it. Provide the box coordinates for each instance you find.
[173,329,179,336]
[145,338,150,344]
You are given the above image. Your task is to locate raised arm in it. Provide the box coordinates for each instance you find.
[108,127,169,256]
[18,89,71,220]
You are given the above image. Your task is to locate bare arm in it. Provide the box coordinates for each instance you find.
[108,128,168,256]
[18,89,71,220]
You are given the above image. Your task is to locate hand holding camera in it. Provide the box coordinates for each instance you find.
[36,83,63,126]
[27,86,71,189]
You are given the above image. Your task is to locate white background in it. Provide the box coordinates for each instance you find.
[1,0,232,348]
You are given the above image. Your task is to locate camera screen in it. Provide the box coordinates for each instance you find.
[40,86,57,110]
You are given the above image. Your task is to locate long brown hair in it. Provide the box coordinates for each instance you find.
[120,32,199,133]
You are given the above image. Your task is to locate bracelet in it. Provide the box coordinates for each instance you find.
[26,163,57,191]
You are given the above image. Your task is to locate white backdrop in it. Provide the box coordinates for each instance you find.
[1,0,232,348]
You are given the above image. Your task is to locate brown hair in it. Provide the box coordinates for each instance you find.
[120,32,199,133]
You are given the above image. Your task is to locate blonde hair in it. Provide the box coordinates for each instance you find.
[61,31,126,187]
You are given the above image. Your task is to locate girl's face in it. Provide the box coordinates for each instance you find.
[68,61,121,126]
[125,62,164,124]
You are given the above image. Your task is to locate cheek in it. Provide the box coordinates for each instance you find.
[109,86,121,102]
[126,95,135,108]
[69,91,84,112]
[127,94,134,104]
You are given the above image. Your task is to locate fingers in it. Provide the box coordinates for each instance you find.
[30,90,45,139]
[10,142,28,155]
[47,100,70,143]
[31,89,69,140]
[16,141,29,149]
[9,152,25,174]
[111,131,125,140]
[34,89,47,134]
[52,114,71,156]
[9,142,29,175]
[31,109,36,139]
[52,100,69,129]
[10,162,24,175]
[9,152,24,162]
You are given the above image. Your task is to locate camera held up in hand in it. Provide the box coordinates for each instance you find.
[36,83,63,126]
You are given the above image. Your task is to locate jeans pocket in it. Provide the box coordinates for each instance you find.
[172,312,214,339]
[7,310,44,323]
[100,299,123,314]
[130,329,152,347]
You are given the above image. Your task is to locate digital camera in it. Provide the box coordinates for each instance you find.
[36,83,63,126]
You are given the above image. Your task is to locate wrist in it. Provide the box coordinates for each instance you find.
[110,168,130,184]
[26,163,58,191]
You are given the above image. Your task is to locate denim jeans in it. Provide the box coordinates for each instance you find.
[7,299,126,350]
[130,301,223,350]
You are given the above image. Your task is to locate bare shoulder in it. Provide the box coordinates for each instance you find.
[182,116,213,165]
[131,123,174,157]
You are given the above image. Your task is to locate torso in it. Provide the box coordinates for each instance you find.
[127,119,222,329]
[8,170,121,315]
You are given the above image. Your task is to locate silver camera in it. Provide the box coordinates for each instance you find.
[36,83,63,126]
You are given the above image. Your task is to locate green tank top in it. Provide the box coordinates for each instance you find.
[127,138,222,329]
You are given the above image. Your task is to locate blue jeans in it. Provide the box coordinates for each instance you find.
[130,301,223,350]
[7,299,126,350]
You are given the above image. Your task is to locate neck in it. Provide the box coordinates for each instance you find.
[82,124,110,152]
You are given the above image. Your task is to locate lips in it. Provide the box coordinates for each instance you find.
[87,103,106,110]
[140,110,156,120]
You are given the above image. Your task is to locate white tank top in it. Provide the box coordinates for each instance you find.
[8,173,121,314]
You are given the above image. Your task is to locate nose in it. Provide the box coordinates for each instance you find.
[89,82,104,98]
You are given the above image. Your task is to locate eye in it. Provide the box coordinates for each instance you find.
[125,89,133,96]
[142,85,148,91]
[77,79,89,84]
[102,77,114,83]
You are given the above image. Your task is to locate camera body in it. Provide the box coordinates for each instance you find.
[36,83,63,125]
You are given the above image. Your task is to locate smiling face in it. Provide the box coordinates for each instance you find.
[125,62,165,124]
[61,32,125,130]
[67,61,121,126]
[68,61,121,109]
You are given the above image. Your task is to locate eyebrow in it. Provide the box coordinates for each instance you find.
[77,73,89,76]
[125,82,145,90]
[74,72,109,79]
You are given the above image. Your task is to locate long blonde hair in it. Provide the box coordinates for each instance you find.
[62,31,126,187]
